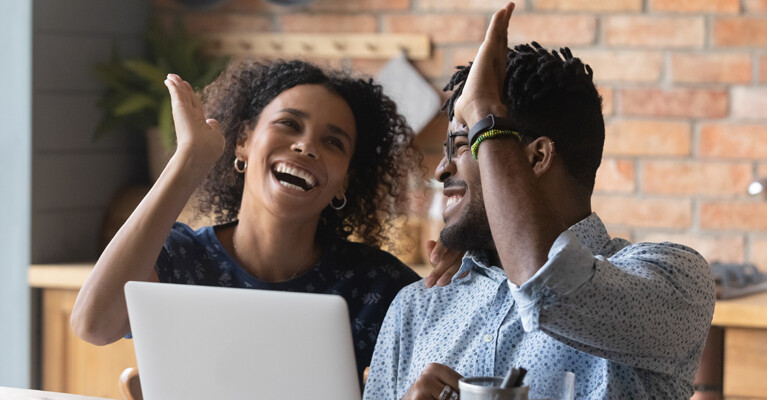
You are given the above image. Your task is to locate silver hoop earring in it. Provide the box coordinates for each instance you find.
[233,158,247,173]
[330,194,347,210]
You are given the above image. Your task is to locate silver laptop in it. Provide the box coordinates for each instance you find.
[124,281,361,400]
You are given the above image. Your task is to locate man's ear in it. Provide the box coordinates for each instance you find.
[524,136,556,178]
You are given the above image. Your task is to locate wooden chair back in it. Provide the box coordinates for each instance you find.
[118,367,143,400]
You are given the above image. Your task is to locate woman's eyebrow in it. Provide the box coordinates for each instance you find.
[279,108,309,118]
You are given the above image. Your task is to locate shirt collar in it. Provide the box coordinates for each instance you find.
[452,212,612,284]
[453,249,507,284]
[566,212,613,256]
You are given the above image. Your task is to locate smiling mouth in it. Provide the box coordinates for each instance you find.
[445,195,462,208]
[272,162,318,192]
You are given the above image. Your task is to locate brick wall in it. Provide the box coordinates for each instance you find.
[155,0,767,270]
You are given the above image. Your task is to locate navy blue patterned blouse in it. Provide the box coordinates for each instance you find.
[154,222,420,382]
[364,213,716,400]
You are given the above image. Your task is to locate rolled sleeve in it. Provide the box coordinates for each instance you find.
[508,230,596,332]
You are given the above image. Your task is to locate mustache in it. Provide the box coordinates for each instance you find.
[442,178,467,190]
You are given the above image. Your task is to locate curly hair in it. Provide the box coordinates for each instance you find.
[194,58,420,249]
[442,42,605,194]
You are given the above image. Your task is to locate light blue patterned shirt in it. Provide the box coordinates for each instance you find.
[363,213,715,400]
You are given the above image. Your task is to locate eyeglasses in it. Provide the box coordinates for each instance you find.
[444,130,468,164]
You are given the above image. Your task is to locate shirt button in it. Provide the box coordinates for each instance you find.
[484,334,494,343]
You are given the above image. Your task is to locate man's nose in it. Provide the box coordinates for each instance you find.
[435,155,455,182]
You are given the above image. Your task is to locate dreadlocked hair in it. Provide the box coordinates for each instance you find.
[195,58,421,250]
[442,41,605,194]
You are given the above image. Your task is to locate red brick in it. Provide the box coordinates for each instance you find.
[351,48,447,80]
[600,87,614,116]
[620,88,728,118]
[536,0,641,11]
[700,123,767,158]
[280,14,377,33]
[639,233,745,263]
[383,15,486,44]
[605,16,705,48]
[508,15,597,46]
[748,237,767,273]
[714,17,767,47]
[649,0,739,13]
[183,13,272,33]
[701,202,767,231]
[418,0,526,11]
[642,161,752,196]
[594,159,635,193]
[592,195,692,228]
[449,47,479,71]
[745,0,767,12]
[578,50,662,83]
[732,87,767,120]
[604,120,691,156]
[671,53,752,84]
[309,0,409,11]
[760,55,767,83]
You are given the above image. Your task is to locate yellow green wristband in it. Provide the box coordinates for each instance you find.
[471,129,522,160]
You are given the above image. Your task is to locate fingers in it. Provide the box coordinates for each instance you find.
[425,240,441,288]
[206,118,222,134]
[403,364,463,400]
[426,240,463,288]
[165,74,198,109]
[485,2,515,43]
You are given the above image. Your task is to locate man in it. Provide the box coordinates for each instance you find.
[363,3,715,400]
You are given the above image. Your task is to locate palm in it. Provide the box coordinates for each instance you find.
[453,3,514,127]
[165,74,225,167]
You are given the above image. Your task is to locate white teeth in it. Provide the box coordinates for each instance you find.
[274,162,317,188]
[446,196,461,208]
[279,181,304,191]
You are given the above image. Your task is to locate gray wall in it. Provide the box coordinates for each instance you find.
[32,0,149,264]
[0,0,32,388]
[0,0,149,388]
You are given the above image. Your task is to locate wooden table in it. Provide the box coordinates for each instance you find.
[28,264,138,400]
[0,386,116,400]
[711,290,767,399]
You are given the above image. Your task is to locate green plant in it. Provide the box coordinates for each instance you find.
[94,20,229,149]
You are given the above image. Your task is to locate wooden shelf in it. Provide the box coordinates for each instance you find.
[712,291,767,329]
[29,263,95,290]
[203,33,431,60]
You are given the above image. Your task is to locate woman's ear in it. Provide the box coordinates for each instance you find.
[234,130,249,160]
[524,136,556,178]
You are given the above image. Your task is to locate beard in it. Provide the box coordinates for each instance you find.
[439,185,494,252]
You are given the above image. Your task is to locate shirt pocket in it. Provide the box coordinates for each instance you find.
[517,344,606,398]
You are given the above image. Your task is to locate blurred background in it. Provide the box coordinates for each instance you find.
[2,0,767,398]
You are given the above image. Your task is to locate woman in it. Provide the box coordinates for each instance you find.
[71,59,456,380]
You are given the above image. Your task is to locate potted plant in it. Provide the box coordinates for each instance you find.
[94,20,229,181]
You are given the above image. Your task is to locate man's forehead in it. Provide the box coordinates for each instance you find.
[448,118,468,133]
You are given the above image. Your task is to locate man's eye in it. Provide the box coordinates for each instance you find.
[454,140,469,149]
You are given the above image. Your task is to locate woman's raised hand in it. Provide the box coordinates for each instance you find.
[164,74,226,170]
[453,2,515,128]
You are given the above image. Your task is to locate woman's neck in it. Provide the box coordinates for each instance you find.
[227,205,322,282]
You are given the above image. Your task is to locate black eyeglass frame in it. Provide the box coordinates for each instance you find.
[443,128,543,163]
[444,130,469,164]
